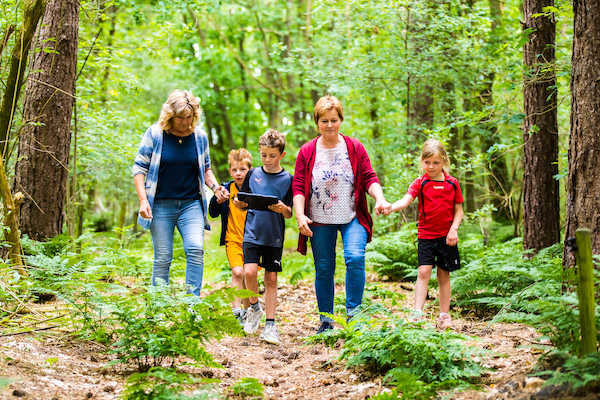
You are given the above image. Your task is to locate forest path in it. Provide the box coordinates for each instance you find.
[0,278,560,400]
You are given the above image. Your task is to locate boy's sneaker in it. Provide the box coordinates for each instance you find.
[260,324,280,345]
[234,309,246,326]
[436,313,452,330]
[316,321,334,334]
[243,305,264,334]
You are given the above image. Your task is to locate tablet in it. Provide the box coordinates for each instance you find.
[237,192,279,210]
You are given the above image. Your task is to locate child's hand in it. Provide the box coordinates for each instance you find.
[232,197,248,210]
[214,186,229,203]
[446,228,458,247]
[381,203,393,215]
[268,200,287,214]
[374,199,391,216]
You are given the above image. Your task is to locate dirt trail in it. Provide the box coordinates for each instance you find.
[0,278,561,400]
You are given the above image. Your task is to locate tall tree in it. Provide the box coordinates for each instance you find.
[13,0,80,240]
[0,0,45,159]
[522,0,559,253]
[564,0,600,267]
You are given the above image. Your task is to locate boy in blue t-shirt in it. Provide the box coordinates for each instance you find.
[233,129,293,345]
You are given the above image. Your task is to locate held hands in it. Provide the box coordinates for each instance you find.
[214,186,229,203]
[374,198,391,216]
[139,199,152,219]
[296,214,313,237]
[446,227,459,247]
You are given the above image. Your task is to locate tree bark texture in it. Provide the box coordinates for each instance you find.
[564,0,600,267]
[522,0,560,252]
[0,0,45,158]
[14,0,79,240]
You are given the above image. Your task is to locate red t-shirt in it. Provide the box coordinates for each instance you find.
[408,173,463,239]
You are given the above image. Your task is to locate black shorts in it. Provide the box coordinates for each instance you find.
[242,243,283,272]
[417,237,461,272]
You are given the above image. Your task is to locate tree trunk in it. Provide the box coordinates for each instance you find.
[522,0,560,253]
[563,0,600,268]
[0,0,45,159]
[14,0,80,241]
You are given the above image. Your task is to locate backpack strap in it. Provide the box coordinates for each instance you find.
[420,179,431,218]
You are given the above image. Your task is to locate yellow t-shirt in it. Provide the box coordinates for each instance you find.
[225,183,247,244]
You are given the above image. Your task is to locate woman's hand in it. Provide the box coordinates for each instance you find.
[232,196,248,210]
[374,198,391,216]
[139,199,152,219]
[296,214,313,237]
[446,228,458,247]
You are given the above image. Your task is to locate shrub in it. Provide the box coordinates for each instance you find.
[108,285,241,372]
[123,367,221,400]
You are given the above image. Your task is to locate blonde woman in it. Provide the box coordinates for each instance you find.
[133,89,228,296]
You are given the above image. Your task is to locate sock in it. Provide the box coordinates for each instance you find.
[265,319,275,327]
[250,301,260,312]
[439,312,450,318]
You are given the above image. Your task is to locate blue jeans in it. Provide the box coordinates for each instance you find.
[310,218,368,322]
[150,199,205,296]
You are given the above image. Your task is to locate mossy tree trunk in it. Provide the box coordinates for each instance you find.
[13,0,80,240]
[563,0,600,268]
[0,0,45,160]
[522,0,560,254]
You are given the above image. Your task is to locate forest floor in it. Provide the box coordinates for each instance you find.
[2,274,594,400]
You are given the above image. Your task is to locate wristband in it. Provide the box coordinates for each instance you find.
[210,183,218,192]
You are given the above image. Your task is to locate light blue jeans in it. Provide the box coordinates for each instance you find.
[310,218,368,322]
[150,199,205,296]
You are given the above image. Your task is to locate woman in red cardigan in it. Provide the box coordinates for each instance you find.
[292,95,390,333]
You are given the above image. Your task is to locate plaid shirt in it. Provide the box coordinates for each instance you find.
[132,123,211,230]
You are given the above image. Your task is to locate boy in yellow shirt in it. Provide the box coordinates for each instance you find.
[209,149,253,324]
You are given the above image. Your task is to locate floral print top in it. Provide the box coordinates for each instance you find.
[309,138,355,224]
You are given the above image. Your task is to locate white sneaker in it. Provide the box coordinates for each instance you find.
[260,324,280,345]
[243,305,264,334]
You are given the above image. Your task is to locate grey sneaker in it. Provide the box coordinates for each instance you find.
[260,324,280,345]
[234,309,246,326]
[243,305,264,334]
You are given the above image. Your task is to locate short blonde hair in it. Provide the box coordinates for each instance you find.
[421,139,450,172]
[313,95,344,125]
[158,90,201,131]
[228,148,252,169]
[259,129,286,153]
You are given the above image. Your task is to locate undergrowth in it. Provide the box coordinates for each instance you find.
[308,307,485,399]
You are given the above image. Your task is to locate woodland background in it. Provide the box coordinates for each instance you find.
[0,0,599,399]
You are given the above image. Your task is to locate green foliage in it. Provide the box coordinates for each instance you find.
[108,285,241,371]
[309,307,484,398]
[451,239,600,353]
[123,367,220,400]
[366,223,418,281]
[229,377,264,399]
[533,351,600,395]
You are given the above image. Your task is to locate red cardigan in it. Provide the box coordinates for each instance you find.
[292,135,380,255]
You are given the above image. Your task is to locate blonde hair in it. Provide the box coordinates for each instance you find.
[421,139,450,172]
[158,90,202,131]
[259,129,286,153]
[228,148,252,169]
[313,95,344,125]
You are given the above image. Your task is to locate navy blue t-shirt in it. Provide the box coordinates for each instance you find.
[241,167,293,248]
[156,131,200,199]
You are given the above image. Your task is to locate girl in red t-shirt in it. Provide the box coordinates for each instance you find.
[384,139,464,329]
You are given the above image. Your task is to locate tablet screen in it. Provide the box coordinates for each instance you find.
[237,192,279,210]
